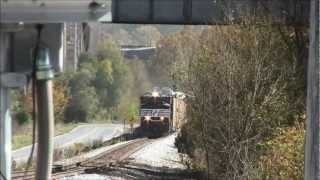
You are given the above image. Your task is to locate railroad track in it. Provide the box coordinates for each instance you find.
[98,162,201,180]
[12,138,151,180]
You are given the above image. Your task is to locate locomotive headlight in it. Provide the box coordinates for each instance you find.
[152,91,160,97]
[145,116,151,121]
[160,116,164,121]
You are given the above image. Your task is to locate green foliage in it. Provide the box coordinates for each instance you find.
[65,64,98,122]
[94,60,114,108]
[114,59,152,123]
[10,90,34,126]
[15,111,30,125]
[65,39,135,122]
[96,39,122,61]
[65,86,98,122]
[78,53,96,66]
[94,41,129,109]
[126,102,139,125]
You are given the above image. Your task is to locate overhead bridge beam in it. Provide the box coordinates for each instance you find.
[0,0,310,25]
[0,0,111,23]
[112,0,310,25]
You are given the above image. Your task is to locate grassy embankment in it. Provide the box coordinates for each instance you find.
[12,123,78,150]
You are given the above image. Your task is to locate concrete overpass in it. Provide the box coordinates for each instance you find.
[121,46,156,60]
[0,0,310,24]
[112,0,309,25]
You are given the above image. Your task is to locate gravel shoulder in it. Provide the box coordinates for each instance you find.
[128,133,185,169]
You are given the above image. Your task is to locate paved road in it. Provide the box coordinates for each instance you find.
[13,124,125,162]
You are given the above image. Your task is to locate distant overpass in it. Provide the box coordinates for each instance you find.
[120,46,156,60]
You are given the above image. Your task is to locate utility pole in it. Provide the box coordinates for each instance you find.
[304,0,320,179]
[0,31,12,180]
[35,46,55,180]
[74,23,78,70]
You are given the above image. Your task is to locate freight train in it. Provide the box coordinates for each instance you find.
[139,87,186,138]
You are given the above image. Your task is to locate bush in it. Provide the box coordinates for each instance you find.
[64,39,131,123]
[53,78,70,123]
[255,125,304,179]
[65,86,98,122]
[15,111,31,125]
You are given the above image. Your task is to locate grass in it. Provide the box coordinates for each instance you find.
[12,134,33,150]
[53,139,104,161]
[12,123,79,150]
[15,138,105,170]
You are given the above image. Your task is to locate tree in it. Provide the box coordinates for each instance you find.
[149,28,200,87]
[113,29,133,45]
[135,26,162,46]
[65,86,98,122]
[65,66,98,122]
[126,60,152,96]
[67,39,131,121]
[172,23,307,179]
[94,60,114,108]
[96,39,123,62]
[11,76,70,124]
[94,40,129,110]
[53,77,70,123]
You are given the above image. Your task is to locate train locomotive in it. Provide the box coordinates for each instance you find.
[139,87,186,137]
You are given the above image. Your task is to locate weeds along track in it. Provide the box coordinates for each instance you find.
[12,138,152,180]
[95,163,201,180]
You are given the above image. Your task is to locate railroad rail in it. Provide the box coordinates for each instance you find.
[12,138,151,180]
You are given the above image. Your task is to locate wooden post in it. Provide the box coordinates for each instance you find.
[305,0,320,179]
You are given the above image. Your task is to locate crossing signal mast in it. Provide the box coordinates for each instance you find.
[0,0,317,180]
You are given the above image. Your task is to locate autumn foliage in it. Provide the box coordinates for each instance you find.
[14,77,70,124]
[53,78,70,123]
[155,23,307,178]
[257,125,304,179]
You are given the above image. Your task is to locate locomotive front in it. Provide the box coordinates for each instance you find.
[140,91,172,137]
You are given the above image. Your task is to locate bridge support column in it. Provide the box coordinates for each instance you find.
[305,0,320,179]
[0,31,12,180]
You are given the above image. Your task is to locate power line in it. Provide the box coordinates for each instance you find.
[24,24,43,178]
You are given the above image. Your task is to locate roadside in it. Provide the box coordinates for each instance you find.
[13,123,79,150]
[13,124,126,163]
